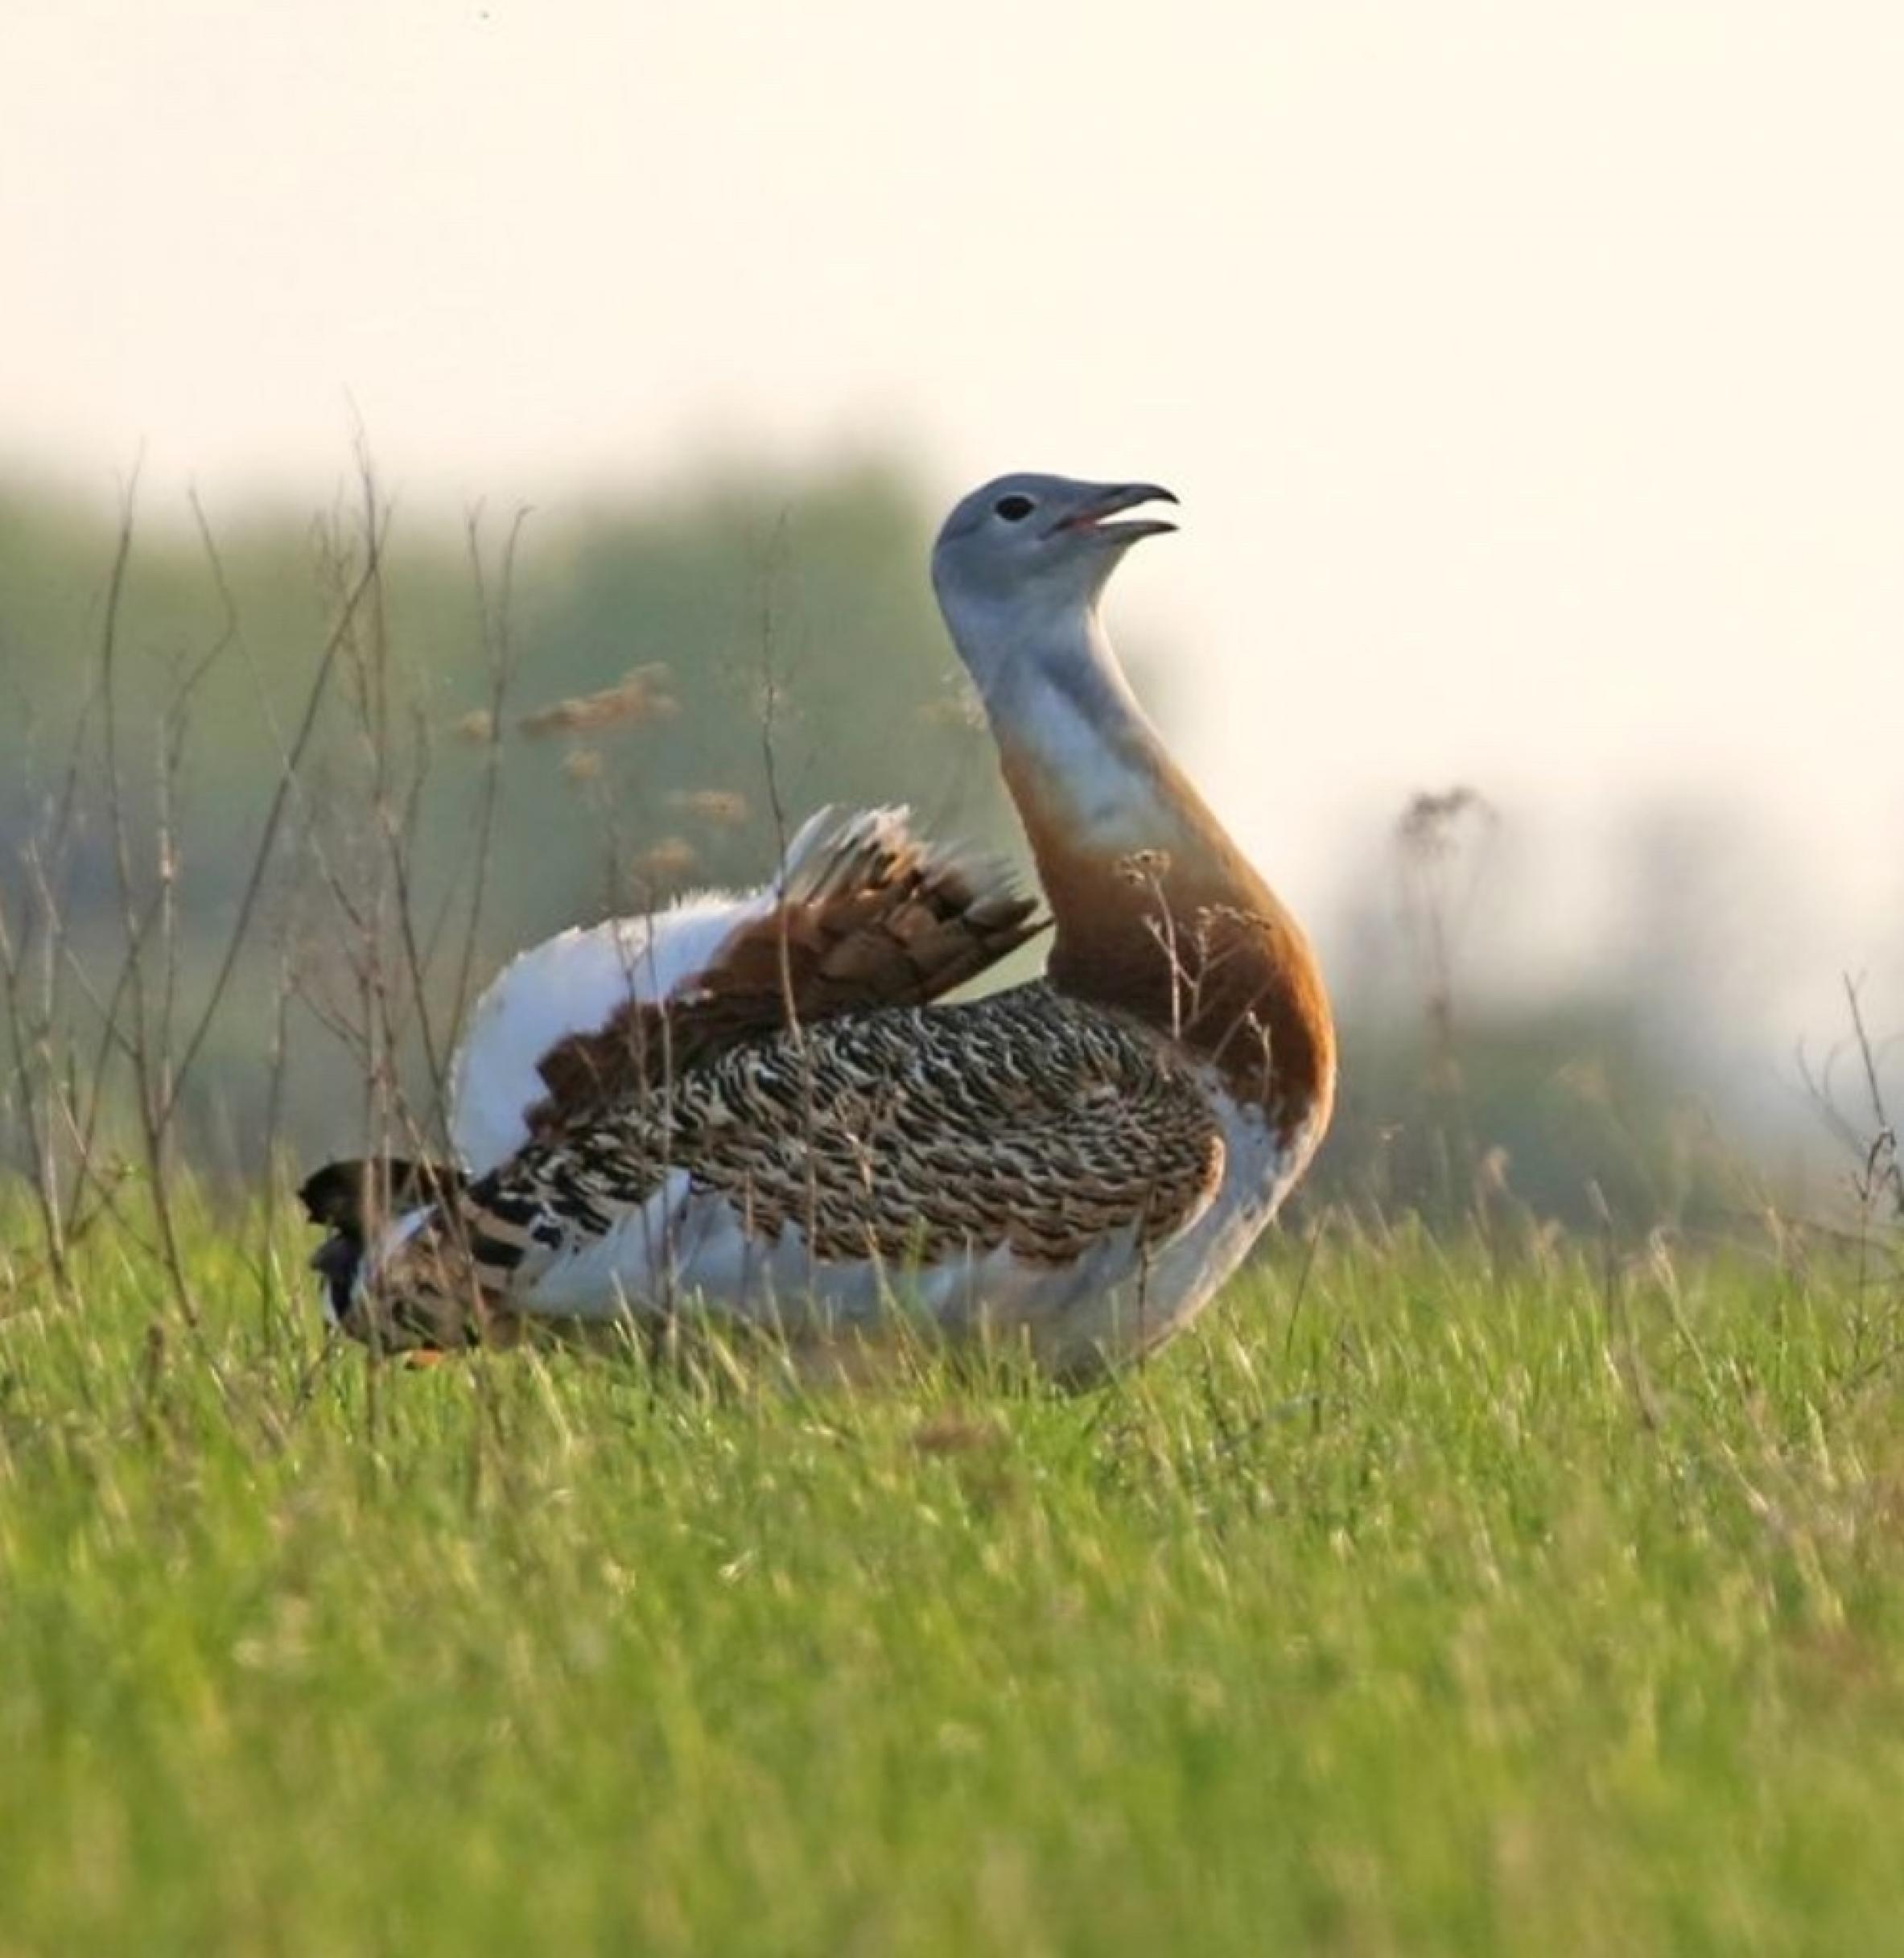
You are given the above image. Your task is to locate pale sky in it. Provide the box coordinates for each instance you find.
[7,0,1904,1056]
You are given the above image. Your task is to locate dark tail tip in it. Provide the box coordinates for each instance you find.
[298,1158,465,1325]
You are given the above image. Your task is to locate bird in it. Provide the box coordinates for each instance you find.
[301,472,1335,1383]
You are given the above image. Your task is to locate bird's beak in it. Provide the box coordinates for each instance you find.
[1049,482,1180,542]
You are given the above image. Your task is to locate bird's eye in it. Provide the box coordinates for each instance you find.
[993,494,1035,522]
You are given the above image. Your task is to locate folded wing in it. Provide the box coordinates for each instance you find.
[345,984,1227,1355]
[449,806,1044,1175]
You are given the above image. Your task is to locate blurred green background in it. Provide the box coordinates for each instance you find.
[0,462,1854,1236]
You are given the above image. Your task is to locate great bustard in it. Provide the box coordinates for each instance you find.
[302,473,1334,1381]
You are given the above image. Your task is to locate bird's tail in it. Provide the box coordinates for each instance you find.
[298,1157,478,1352]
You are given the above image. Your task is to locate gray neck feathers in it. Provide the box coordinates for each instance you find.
[938,587,1185,855]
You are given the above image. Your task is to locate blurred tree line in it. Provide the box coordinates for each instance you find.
[0,460,1820,1239]
[0,461,1012,942]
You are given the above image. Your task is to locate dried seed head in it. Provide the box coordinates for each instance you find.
[666,789,749,827]
[519,664,680,737]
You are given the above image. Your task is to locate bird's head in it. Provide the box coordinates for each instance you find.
[930,473,1178,653]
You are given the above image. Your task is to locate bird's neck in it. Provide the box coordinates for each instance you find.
[962,604,1335,1137]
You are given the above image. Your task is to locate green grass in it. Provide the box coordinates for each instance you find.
[5,1199,1904,1955]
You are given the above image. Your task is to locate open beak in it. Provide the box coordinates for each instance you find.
[1049,481,1180,543]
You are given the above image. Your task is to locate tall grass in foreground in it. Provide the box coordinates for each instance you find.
[4,1197,1904,1956]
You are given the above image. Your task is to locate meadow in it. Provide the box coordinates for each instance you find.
[6,1197,1904,1956]
[6,469,1904,1953]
